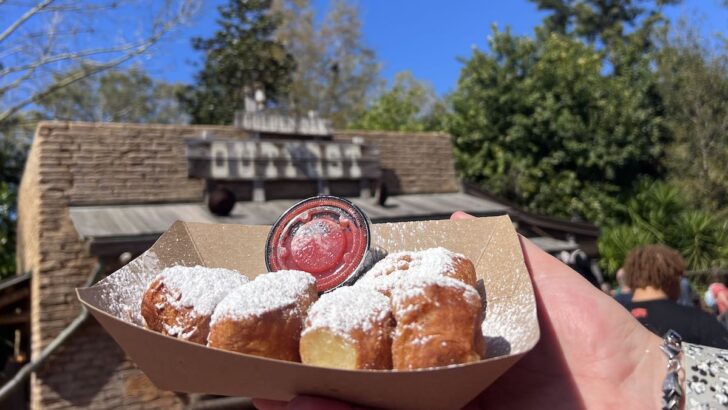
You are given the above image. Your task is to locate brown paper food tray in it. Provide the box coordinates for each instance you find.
[77,216,539,410]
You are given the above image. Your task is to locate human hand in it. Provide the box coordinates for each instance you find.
[254,212,665,410]
[450,211,664,409]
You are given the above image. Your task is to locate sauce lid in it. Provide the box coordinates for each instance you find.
[265,196,371,292]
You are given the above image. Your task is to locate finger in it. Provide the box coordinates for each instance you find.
[252,398,288,410]
[450,211,475,220]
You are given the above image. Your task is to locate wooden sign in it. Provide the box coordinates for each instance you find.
[187,139,381,181]
[234,111,332,136]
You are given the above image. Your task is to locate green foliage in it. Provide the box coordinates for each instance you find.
[598,225,655,275]
[0,116,32,279]
[671,211,728,271]
[656,25,728,210]
[531,0,680,48]
[349,71,446,132]
[0,182,16,278]
[599,181,728,276]
[624,179,684,240]
[180,0,295,124]
[450,27,668,224]
[38,66,188,124]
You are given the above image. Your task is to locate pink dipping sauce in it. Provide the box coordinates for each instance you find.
[265,196,371,292]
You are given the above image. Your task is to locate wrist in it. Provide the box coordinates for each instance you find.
[637,333,674,409]
[638,331,686,410]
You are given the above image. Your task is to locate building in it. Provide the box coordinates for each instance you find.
[9,117,598,409]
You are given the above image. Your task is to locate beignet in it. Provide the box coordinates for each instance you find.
[300,286,393,370]
[391,275,485,370]
[140,266,248,344]
[208,270,317,361]
[356,247,477,297]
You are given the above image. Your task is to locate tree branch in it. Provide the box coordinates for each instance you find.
[1,53,141,124]
[0,0,192,124]
[0,0,200,123]
[0,0,54,44]
[0,43,153,78]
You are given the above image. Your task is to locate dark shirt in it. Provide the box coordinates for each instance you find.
[624,299,728,349]
[614,291,632,306]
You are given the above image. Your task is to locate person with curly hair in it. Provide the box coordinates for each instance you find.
[623,244,728,348]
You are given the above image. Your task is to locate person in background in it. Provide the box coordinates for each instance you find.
[613,267,633,306]
[705,275,728,315]
[704,275,728,330]
[623,245,728,348]
[557,249,601,289]
[677,276,696,307]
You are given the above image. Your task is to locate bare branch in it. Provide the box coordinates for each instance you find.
[0,0,200,123]
[0,0,54,44]
[0,43,154,78]
[0,49,144,123]
[40,3,120,13]
[0,0,196,123]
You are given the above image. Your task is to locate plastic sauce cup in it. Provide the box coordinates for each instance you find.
[265,196,372,292]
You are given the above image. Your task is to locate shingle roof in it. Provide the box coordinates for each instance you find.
[68,192,509,240]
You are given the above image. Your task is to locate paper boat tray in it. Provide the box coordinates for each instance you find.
[77,216,539,410]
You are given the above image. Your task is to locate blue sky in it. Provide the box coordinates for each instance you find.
[143,0,728,96]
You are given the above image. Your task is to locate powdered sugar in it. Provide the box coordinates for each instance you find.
[96,250,161,325]
[391,274,480,311]
[481,272,537,357]
[154,265,249,316]
[356,247,463,295]
[303,286,390,341]
[211,270,316,325]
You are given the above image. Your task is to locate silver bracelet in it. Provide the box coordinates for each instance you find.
[661,330,684,410]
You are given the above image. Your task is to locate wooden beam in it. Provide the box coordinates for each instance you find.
[0,313,29,325]
[0,288,29,310]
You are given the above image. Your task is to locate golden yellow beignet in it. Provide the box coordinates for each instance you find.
[391,275,485,370]
[300,286,393,370]
[140,265,248,344]
[208,270,317,361]
[356,247,477,297]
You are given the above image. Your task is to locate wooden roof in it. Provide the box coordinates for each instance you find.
[67,192,581,255]
[68,192,510,240]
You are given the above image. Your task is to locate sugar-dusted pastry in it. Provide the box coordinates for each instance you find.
[391,275,485,370]
[356,247,477,297]
[140,265,249,344]
[300,286,394,370]
[207,270,317,361]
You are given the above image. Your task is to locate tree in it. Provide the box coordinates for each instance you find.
[450,27,668,224]
[349,71,446,132]
[272,0,380,128]
[531,0,680,48]
[0,115,36,279]
[656,24,728,210]
[0,0,199,126]
[38,66,188,124]
[598,181,728,275]
[180,0,295,125]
